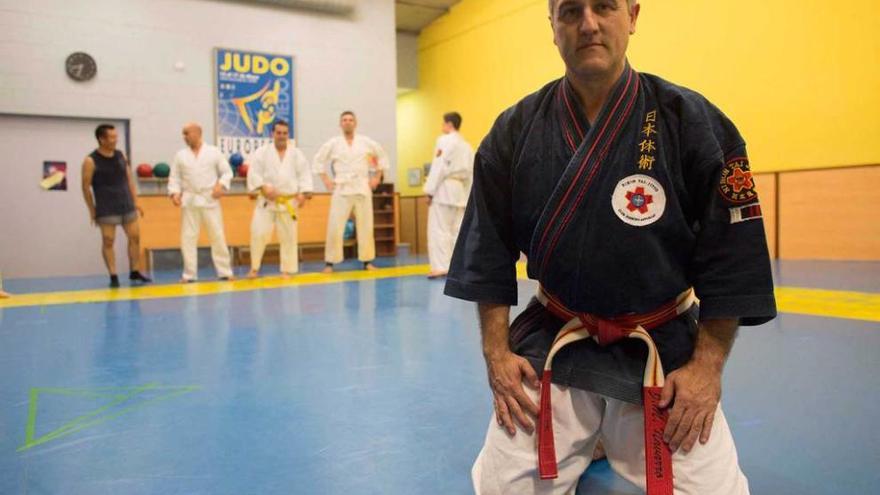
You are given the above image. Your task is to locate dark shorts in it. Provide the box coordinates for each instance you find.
[96,210,137,225]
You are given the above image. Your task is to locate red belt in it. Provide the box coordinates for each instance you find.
[535,286,697,494]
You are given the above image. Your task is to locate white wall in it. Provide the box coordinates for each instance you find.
[396,31,418,92]
[0,115,132,279]
[0,0,397,175]
[0,0,397,278]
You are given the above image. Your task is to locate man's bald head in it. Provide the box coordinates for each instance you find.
[549,0,637,17]
[182,122,203,149]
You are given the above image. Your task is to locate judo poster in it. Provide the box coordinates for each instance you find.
[214,48,295,155]
[41,161,67,191]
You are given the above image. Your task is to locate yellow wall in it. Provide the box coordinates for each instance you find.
[396,0,880,196]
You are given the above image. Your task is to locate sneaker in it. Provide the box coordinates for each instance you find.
[129,271,152,283]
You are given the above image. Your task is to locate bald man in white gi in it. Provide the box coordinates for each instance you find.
[168,122,234,282]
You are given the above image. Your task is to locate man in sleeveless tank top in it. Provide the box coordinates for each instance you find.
[81,124,152,288]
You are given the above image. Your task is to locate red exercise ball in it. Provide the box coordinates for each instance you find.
[237,163,249,178]
[136,163,153,178]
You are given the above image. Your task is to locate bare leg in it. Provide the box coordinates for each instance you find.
[123,220,151,283]
[99,224,117,276]
[122,219,141,271]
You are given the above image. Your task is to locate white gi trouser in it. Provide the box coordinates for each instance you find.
[325,192,374,264]
[427,202,465,273]
[472,384,749,495]
[250,200,299,274]
[180,205,233,281]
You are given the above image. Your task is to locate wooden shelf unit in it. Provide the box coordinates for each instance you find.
[372,184,398,258]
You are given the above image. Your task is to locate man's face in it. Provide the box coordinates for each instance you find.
[99,128,118,149]
[182,126,201,147]
[550,0,639,78]
[441,121,455,134]
[340,114,357,134]
[273,124,289,148]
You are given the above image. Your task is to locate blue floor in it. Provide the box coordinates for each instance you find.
[1,261,878,494]
[1,255,431,294]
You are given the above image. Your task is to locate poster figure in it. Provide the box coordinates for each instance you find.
[41,161,67,191]
[215,48,295,156]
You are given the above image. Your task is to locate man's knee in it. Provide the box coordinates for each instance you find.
[101,236,115,249]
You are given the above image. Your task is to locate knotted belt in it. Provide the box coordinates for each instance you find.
[260,192,298,220]
[535,286,697,494]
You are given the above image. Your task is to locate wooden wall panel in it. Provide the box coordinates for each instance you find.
[416,197,429,255]
[160,166,878,264]
[399,197,419,252]
[139,193,333,253]
[753,172,777,259]
[779,167,880,260]
[398,196,431,255]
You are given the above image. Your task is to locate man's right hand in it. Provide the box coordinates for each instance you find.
[322,178,335,192]
[89,208,97,226]
[171,194,182,207]
[485,350,540,436]
[262,184,278,201]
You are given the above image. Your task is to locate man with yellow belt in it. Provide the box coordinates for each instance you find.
[246,119,313,278]
[444,1,776,494]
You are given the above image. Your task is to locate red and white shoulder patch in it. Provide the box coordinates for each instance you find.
[718,157,758,204]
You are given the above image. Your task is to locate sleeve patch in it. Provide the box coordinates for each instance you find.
[729,202,763,224]
[718,157,758,204]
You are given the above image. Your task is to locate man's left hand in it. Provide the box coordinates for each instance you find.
[659,358,722,453]
[212,183,225,199]
[369,178,380,191]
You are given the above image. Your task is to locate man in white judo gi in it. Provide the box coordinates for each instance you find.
[313,111,389,273]
[168,122,234,282]
[246,119,313,278]
[423,112,473,279]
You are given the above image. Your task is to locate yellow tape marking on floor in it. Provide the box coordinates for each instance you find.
[2,264,879,323]
[0,264,432,309]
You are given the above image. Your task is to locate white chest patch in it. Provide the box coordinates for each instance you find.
[611,174,667,227]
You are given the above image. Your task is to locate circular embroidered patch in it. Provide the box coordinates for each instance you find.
[718,157,758,204]
[612,174,667,226]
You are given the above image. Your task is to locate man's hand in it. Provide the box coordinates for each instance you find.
[426,195,433,207]
[369,177,381,191]
[322,178,335,193]
[262,184,278,201]
[212,182,225,199]
[659,359,722,453]
[296,193,307,208]
[171,194,182,207]
[659,318,737,453]
[486,350,540,436]
[88,207,97,226]
[135,203,145,218]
